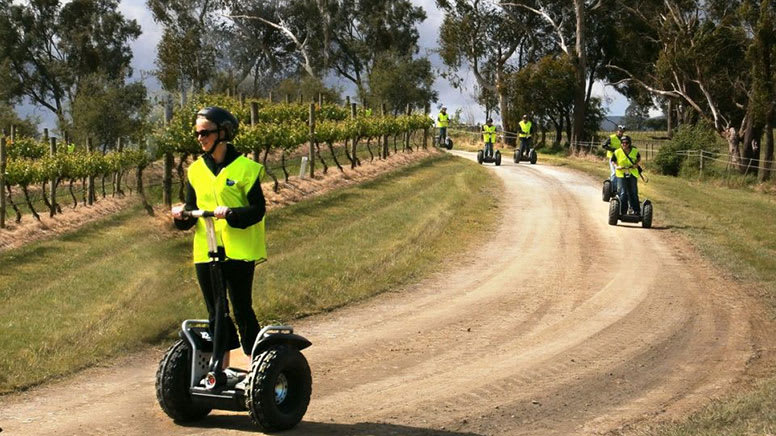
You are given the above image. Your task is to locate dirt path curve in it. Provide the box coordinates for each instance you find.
[1,151,773,436]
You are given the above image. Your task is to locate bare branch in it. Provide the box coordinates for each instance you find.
[227,14,317,79]
[501,1,569,54]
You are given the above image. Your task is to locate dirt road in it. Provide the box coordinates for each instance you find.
[1,151,772,435]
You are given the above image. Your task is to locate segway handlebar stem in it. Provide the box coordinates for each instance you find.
[181,209,216,218]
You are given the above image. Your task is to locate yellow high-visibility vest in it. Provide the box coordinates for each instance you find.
[607,134,622,159]
[187,155,267,264]
[614,147,640,178]
[482,124,497,143]
[519,120,532,138]
[437,113,449,128]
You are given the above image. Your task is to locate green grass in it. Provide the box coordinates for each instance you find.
[0,152,499,394]
[539,151,776,435]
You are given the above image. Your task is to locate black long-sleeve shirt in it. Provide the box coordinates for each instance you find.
[174,144,266,231]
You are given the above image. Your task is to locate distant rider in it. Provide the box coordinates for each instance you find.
[602,125,625,186]
[437,107,449,147]
[612,135,642,215]
[518,114,533,157]
[482,118,497,158]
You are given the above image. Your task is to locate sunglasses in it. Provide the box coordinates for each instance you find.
[195,129,218,138]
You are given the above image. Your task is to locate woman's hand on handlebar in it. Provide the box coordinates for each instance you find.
[214,206,231,219]
[171,204,185,220]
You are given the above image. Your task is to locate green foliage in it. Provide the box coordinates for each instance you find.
[367,52,438,113]
[5,137,47,159]
[0,0,141,126]
[654,121,722,176]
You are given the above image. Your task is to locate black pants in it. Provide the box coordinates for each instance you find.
[195,260,260,356]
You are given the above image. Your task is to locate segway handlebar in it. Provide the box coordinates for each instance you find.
[180,209,233,218]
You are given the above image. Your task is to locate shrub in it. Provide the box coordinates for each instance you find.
[653,121,721,176]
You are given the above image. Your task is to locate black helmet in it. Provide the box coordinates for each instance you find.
[487,118,493,123]
[621,135,632,145]
[196,106,239,141]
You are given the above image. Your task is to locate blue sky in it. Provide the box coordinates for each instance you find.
[20,0,634,130]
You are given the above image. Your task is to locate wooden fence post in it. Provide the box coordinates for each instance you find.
[10,125,16,142]
[309,103,316,178]
[268,91,273,103]
[285,94,291,104]
[49,137,57,217]
[43,128,49,141]
[318,93,323,107]
[115,137,124,196]
[0,133,6,229]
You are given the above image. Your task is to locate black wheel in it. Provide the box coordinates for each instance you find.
[602,180,612,202]
[642,201,653,228]
[514,150,521,163]
[495,151,501,166]
[530,149,537,164]
[445,138,454,150]
[477,150,484,164]
[608,199,620,226]
[247,345,312,432]
[156,340,211,422]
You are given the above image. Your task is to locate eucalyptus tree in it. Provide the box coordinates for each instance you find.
[610,0,775,177]
[498,0,624,151]
[148,0,221,103]
[0,0,141,128]
[367,52,438,114]
[437,0,545,143]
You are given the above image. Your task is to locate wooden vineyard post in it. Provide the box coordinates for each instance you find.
[309,103,316,178]
[351,103,358,167]
[86,138,95,205]
[382,103,389,159]
[163,100,174,207]
[0,132,6,229]
[49,137,57,217]
[405,104,412,151]
[424,104,430,149]
[251,101,260,162]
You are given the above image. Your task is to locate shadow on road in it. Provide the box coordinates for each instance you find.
[179,415,482,435]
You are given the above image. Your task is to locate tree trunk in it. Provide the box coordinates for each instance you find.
[571,0,587,153]
[497,69,515,146]
[759,115,773,182]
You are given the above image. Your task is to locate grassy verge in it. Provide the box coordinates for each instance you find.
[539,152,776,435]
[0,153,499,394]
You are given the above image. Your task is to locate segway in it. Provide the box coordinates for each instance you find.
[437,133,453,150]
[513,140,537,164]
[156,210,312,431]
[602,179,616,202]
[477,148,502,166]
[608,197,653,228]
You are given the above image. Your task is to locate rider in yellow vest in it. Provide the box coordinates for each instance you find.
[518,114,533,157]
[437,107,449,147]
[172,106,266,372]
[611,135,642,215]
[482,118,497,158]
[602,125,625,184]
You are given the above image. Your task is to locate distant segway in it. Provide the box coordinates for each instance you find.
[477,148,502,166]
[513,142,537,164]
[156,210,312,432]
[608,197,653,228]
[437,134,453,150]
[602,179,616,202]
